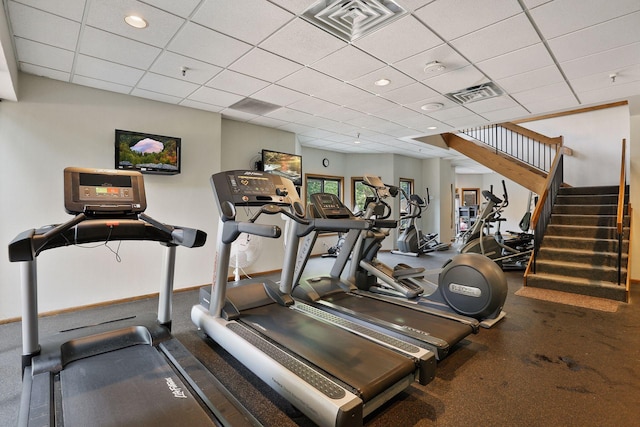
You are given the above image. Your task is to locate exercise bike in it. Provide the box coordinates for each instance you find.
[350,175,507,327]
[392,188,450,257]
[458,180,534,270]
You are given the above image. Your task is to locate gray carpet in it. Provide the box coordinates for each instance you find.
[2,250,639,426]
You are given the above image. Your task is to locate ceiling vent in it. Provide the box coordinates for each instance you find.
[444,82,503,105]
[228,98,281,115]
[302,0,408,42]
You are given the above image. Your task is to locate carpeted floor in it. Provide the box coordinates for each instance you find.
[1,250,639,426]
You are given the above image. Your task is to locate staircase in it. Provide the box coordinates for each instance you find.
[526,185,630,302]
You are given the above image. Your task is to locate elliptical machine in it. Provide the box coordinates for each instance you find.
[392,188,450,256]
[350,175,508,327]
[458,180,534,270]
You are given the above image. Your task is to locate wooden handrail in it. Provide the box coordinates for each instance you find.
[617,139,626,234]
[499,122,564,146]
[530,150,564,228]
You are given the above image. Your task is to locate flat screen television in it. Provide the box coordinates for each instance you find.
[115,129,181,175]
[261,149,302,186]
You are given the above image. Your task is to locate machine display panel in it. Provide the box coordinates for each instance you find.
[78,173,135,202]
[228,174,277,196]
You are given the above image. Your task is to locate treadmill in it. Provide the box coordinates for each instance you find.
[291,192,478,360]
[192,170,435,427]
[9,167,259,427]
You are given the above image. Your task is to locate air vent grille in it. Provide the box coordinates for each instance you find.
[229,98,281,115]
[302,0,408,42]
[444,82,504,105]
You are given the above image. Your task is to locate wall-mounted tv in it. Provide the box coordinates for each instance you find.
[261,149,302,186]
[115,129,181,175]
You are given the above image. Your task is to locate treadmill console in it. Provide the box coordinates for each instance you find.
[211,170,303,213]
[309,193,353,219]
[64,167,146,216]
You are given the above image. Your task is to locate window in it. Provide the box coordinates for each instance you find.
[305,174,343,206]
[398,178,414,229]
[351,177,375,214]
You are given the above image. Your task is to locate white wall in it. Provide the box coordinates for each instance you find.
[521,105,630,187]
[629,110,640,280]
[0,74,220,320]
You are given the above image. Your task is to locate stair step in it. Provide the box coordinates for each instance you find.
[556,194,620,205]
[536,247,627,268]
[525,272,628,302]
[540,235,629,253]
[558,185,621,196]
[545,224,626,240]
[533,259,626,283]
[552,204,626,215]
[550,214,630,227]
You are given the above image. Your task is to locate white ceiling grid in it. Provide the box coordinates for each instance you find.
[2,0,640,173]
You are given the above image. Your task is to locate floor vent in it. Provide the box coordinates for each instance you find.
[444,82,503,105]
[229,98,282,115]
[302,0,408,42]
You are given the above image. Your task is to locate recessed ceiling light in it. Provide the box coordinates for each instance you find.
[427,126,438,130]
[421,102,444,111]
[125,15,148,29]
[424,61,446,73]
[374,78,391,86]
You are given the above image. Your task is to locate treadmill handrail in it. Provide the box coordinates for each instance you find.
[9,216,206,262]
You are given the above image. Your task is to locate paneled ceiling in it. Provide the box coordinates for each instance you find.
[2,0,639,173]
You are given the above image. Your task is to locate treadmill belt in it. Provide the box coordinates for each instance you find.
[326,293,473,348]
[60,344,217,427]
[241,304,415,402]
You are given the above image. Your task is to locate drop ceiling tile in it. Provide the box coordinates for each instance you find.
[512,81,574,104]
[353,15,442,64]
[476,43,555,81]
[86,0,185,47]
[270,0,317,15]
[481,105,530,123]
[73,75,133,94]
[221,108,259,122]
[19,63,70,81]
[381,82,438,105]
[414,0,522,40]
[578,80,640,106]
[248,116,290,128]
[168,22,252,67]
[206,70,270,96]
[179,99,224,112]
[570,64,640,93]
[316,106,365,122]
[276,121,315,134]
[298,128,338,139]
[259,18,346,66]
[344,96,398,115]
[137,72,200,98]
[495,65,564,94]
[193,0,293,45]
[393,44,467,81]
[548,11,640,62]
[427,106,472,121]
[298,115,341,130]
[315,83,372,106]
[141,0,201,17]
[131,88,182,104]
[422,65,487,94]
[75,55,145,86]
[530,0,640,40]
[463,96,519,114]
[267,107,315,124]
[521,0,551,9]
[277,67,343,96]
[80,27,162,68]
[522,93,579,114]
[251,84,307,106]
[560,42,640,80]
[310,45,386,82]
[288,97,341,116]
[324,121,363,135]
[229,48,303,83]
[10,0,87,21]
[450,13,540,63]
[8,2,81,50]
[404,95,459,113]
[348,66,414,94]
[150,51,223,84]
[323,133,354,143]
[14,38,74,72]
[188,86,245,107]
[442,114,488,128]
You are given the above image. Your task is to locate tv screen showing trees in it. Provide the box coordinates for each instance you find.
[115,129,181,175]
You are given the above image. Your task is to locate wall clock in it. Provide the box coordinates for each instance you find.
[322,158,329,167]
